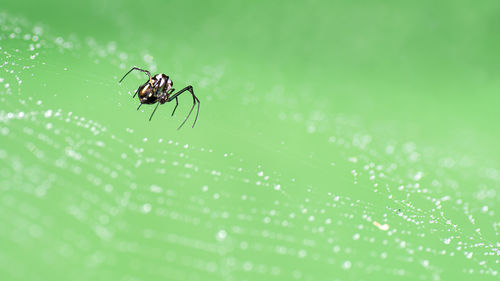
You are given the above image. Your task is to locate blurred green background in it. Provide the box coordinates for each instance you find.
[1,0,499,280]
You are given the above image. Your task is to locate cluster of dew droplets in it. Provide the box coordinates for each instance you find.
[0,12,47,95]
[323,131,500,278]
[252,87,500,279]
[257,75,500,279]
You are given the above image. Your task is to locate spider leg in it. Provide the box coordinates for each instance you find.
[119,67,153,85]
[171,97,179,116]
[192,96,200,128]
[149,102,160,121]
[137,103,143,111]
[133,85,141,98]
[167,85,200,129]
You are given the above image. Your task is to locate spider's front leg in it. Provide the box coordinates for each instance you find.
[164,88,179,116]
[167,85,200,129]
[171,97,179,116]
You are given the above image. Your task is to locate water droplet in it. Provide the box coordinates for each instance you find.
[216,230,227,241]
[342,260,352,270]
[142,203,152,213]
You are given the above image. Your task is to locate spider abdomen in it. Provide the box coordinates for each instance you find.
[138,83,158,104]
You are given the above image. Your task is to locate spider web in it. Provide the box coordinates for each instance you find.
[0,12,499,281]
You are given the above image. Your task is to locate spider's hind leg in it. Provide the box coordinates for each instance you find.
[119,67,153,85]
[133,86,140,99]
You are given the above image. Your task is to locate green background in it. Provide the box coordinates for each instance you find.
[1,0,499,280]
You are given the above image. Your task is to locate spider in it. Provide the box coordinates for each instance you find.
[119,66,200,129]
